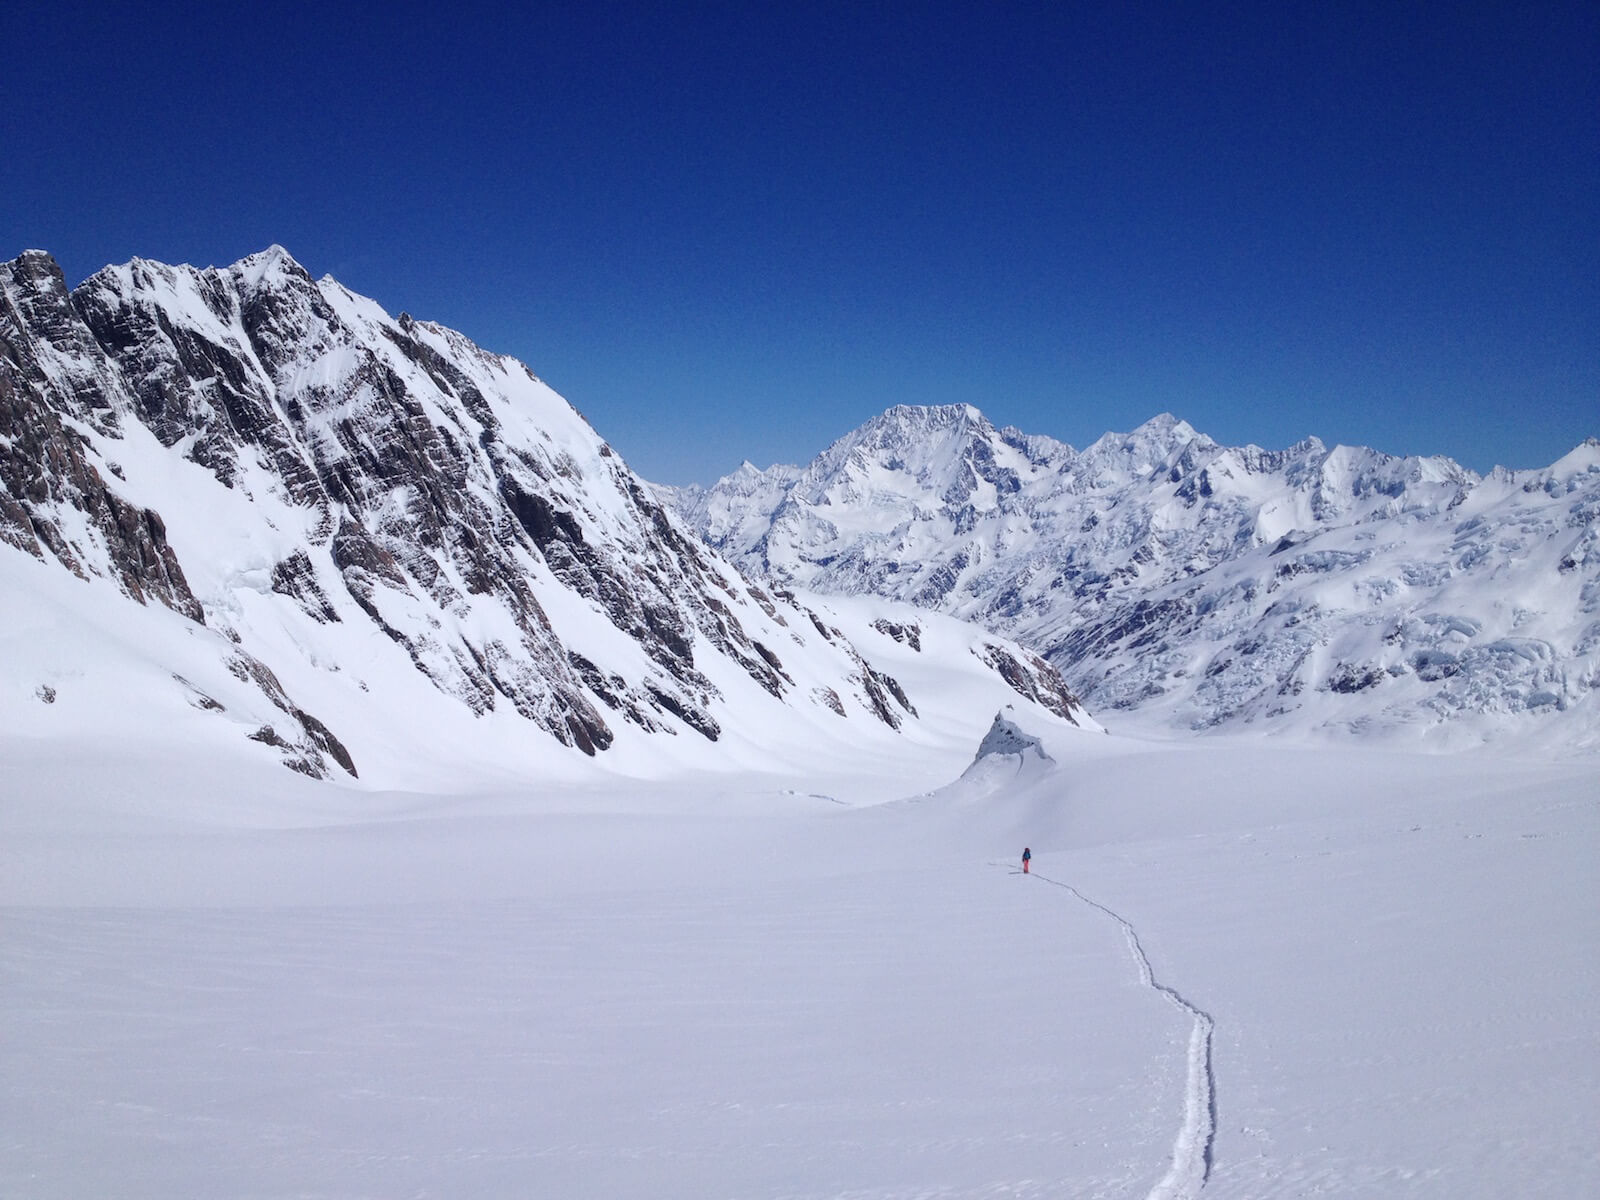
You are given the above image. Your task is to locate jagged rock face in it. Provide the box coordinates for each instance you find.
[1,254,203,622]
[668,404,1600,748]
[4,249,1082,776]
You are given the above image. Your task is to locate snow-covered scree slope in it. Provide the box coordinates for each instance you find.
[667,404,1600,751]
[1,250,1087,784]
[2,719,1594,1197]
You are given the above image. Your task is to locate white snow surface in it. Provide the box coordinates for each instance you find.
[3,712,1595,1198]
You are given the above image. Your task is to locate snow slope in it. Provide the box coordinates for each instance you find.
[2,250,1088,783]
[3,720,1593,1198]
[0,538,1093,801]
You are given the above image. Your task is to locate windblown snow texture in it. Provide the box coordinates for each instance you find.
[669,403,1600,750]
[1,250,1087,777]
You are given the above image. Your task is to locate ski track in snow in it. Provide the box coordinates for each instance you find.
[1017,865,1217,1200]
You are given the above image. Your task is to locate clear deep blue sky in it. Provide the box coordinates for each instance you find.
[6,2,1595,483]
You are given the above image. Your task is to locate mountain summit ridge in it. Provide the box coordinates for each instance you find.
[667,404,1599,752]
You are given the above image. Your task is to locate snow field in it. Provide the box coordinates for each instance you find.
[5,849,1183,1198]
[2,729,1595,1198]
[1046,751,1599,1198]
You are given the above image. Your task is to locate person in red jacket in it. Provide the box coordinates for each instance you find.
[1022,847,1032,874]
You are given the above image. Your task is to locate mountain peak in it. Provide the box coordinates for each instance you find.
[1542,437,1600,481]
[7,247,1090,777]
[842,404,997,459]
[1136,411,1190,433]
[665,402,1600,753]
[5,249,67,290]
[873,402,986,431]
[1131,412,1205,448]
[230,244,311,290]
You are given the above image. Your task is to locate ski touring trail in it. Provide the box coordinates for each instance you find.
[1023,865,1217,1200]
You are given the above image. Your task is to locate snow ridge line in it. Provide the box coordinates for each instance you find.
[1030,869,1217,1199]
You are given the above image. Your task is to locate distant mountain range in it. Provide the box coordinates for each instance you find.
[665,404,1600,752]
[0,249,1085,782]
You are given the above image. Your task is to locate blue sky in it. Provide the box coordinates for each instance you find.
[6,2,1595,483]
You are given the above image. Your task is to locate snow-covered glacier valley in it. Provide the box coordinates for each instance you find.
[3,248,1595,1199]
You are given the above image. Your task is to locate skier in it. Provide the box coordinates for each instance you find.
[1021,846,1031,874]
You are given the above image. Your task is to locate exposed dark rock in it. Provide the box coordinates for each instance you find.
[290,707,359,777]
[872,618,922,651]
[220,651,359,777]
[854,667,903,729]
[646,683,721,741]
[977,643,1082,725]
[813,686,846,716]
[0,272,205,623]
[805,609,835,641]
[865,663,917,720]
[746,585,787,625]
[271,551,341,622]
[1326,664,1385,694]
[751,641,793,686]
[568,651,668,732]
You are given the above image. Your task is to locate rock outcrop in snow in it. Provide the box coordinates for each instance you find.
[1,250,1086,777]
[668,404,1600,751]
[972,709,1052,764]
[1,252,205,622]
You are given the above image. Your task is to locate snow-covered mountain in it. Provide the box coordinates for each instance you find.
[0,251,1087,786]
[6,255,1595,1200]
[667,404,1600,751]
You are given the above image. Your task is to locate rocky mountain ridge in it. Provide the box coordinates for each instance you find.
[667,404,1600,751]
[1,250,1087,780]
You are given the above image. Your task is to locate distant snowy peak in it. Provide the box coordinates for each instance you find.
[1527,437,1600,490]
[670,403,1598,752]
[799,402,1067,500]
[660,460,804,552]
